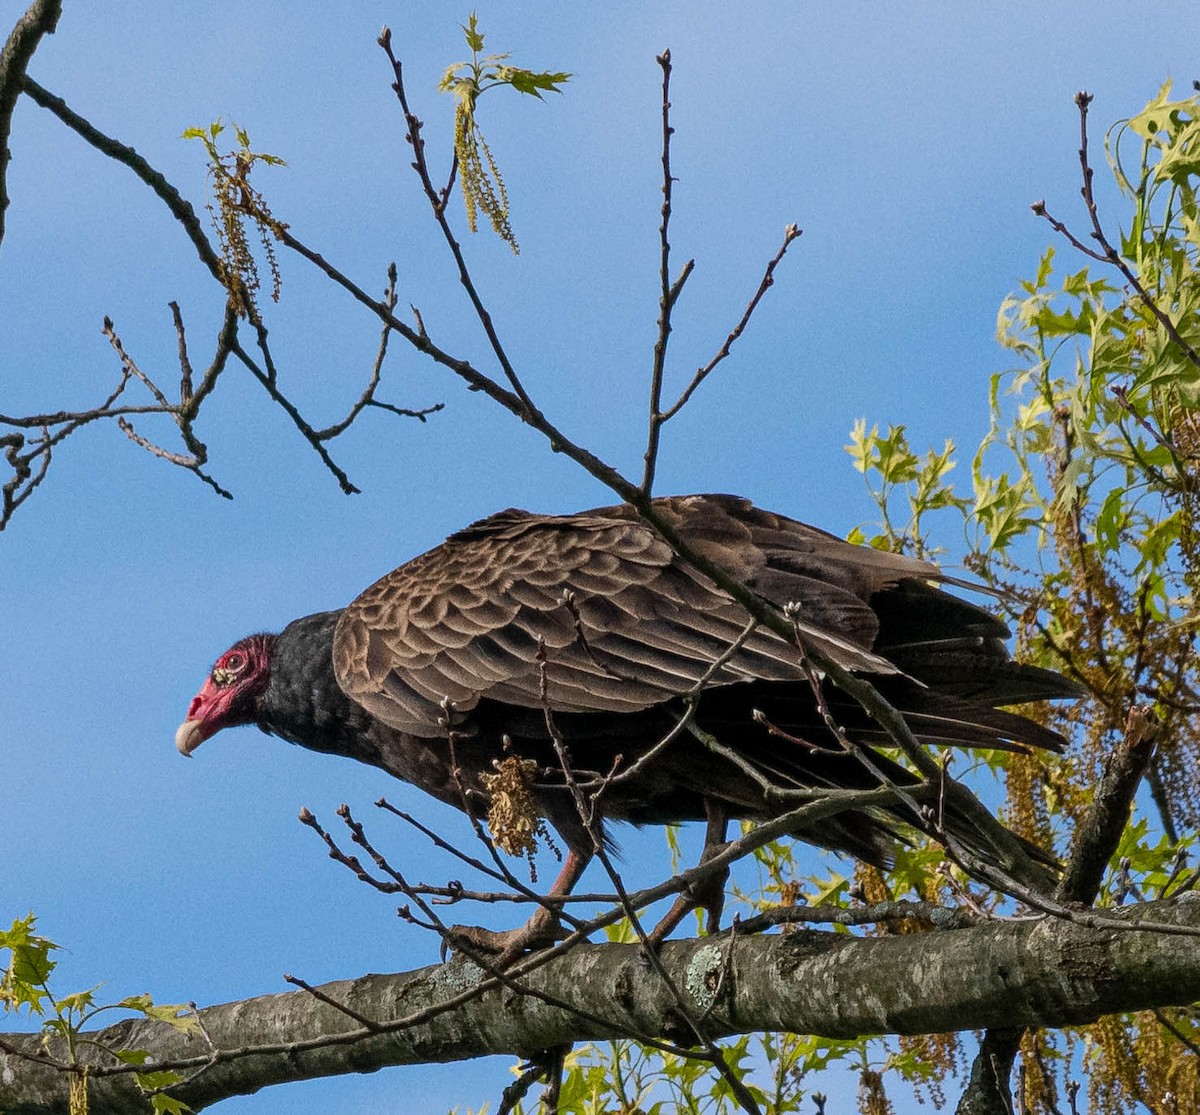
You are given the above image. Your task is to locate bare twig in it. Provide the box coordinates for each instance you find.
[313,264,444,438]
[171,301,196,401]
[283,975,383,1032]
[1033,92,1200,371]
[21,76,222,280]
[374,797,589,935]
[2,309,241,525]
[660,224,802,421]
[641,48,695,494]
[3,426,58,527]
[379,29,539,419]
[99,316,234,499]
[230,337,361,494]
[376,799,531,891]
[115,417,232,498]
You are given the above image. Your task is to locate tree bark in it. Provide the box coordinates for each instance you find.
[956,706,1159,1115]
[0,0,62,248]
[4,894,1200,1113]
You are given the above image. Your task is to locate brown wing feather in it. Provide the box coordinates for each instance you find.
[332,495,943,737]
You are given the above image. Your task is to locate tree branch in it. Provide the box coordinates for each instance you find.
[7,896,1200,1113]
[641,48,692,495]
[659,224,802,422]
[0,0,62,248]
[957,705,1160,1114]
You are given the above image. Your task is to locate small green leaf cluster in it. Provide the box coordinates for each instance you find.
[548,1034,818,1115]
[439,14,571,254]
[846,420,965,556]
[182,118,288,318]
[0,913,58,1016]
[2,915,198,1113]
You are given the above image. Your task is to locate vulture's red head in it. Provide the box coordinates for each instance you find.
[175,635,275,756]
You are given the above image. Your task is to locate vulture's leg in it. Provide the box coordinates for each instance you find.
[648,801,730,944]
[448,847,592,963]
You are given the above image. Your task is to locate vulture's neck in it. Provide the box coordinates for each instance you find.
[258,610,381,765]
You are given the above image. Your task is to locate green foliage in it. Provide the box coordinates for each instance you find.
[546,1033,834,1115]
[1,915,196,1112]
[439,13,571,253]
[848,80,1200,1112]
[846,420,966,556]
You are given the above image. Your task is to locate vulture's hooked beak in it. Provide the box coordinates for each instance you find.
[175,719,205,757]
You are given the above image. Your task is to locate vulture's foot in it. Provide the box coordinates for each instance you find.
[446,911,566,966]
[445,849,590,965]
[648,840,731,945]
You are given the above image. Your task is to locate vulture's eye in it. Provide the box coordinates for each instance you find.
[211,652,248,687]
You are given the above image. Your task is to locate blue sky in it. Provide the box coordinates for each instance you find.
[3,3,1199,1111]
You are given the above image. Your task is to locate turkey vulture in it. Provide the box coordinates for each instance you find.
[177,494,1076,950]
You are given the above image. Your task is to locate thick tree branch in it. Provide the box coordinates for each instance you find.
[5,896,1200,1114]
[957,705,1160,1114]
[0,0,61,248]
[1057,704,1158,904]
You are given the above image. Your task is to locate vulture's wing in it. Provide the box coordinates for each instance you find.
[332,494,959,737]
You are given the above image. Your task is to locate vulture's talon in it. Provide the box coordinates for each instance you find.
[650,863,731,945]
[446,917,566,966]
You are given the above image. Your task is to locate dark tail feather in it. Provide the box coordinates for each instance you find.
[887,644,1086,705]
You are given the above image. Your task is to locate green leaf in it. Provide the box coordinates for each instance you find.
[151,1097,192,1115]
[1094,486,1126,553]
[135,1068,185,1092]
[115,1048,152,1066]
[143,1003,200,1033]
[497,67,572,98]
[117,996,201,1033]
[55,989,97,1015]
[1,914,59,1015]
[1034,246,1055,289]
[462,12,485,53]
[809,874,848,906]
